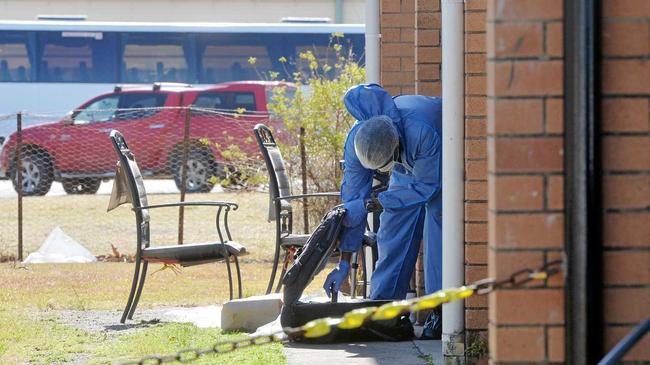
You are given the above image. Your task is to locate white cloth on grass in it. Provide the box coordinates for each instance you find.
[23,226,96,264]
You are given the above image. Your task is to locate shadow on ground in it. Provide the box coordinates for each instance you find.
[284,339,441,365]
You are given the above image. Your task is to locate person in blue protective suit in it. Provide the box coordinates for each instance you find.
[323,83,442,309]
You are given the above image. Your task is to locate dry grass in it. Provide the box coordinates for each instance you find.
[0,189,338,364]
[0,190,278,262]
[0,250,332,364]
[0,188,335,309]
[1,262,265,310]
[0,261,332,311]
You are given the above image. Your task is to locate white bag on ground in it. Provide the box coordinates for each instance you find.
[23,227,97,264]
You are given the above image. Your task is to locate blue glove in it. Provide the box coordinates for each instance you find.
[323,260,351,297]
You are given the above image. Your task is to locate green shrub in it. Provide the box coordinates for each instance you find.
[266,34,365,230]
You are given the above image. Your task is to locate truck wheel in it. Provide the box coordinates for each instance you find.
[62,178,101,195]
[11,152,54,196]
[172,150,218,193]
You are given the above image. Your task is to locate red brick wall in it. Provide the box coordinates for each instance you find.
[381,0,415,95]
[487,0,650,362]
[486,0,565,362]
[601,0,650,360]
[464,0,489,361]
[414,0,443,322]
[380,0,649,362]
[381,0,491,353]
[415,0,441,96]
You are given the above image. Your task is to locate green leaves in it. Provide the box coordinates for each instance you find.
[266,41,365,226]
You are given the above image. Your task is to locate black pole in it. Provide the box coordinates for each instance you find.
[299,126,309,233]
[16,112,23,261]
[564,0,603,363]
[178,107,190,245]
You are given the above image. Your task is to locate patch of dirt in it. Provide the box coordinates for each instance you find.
[54,307,180,340]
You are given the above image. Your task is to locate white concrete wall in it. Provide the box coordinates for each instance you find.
[0,0,365,23]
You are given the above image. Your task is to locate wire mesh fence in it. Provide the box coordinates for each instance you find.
[0,106,281,261]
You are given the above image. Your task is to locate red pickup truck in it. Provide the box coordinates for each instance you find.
[0,81,290,195]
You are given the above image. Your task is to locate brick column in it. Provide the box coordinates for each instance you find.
[463,1,488,363]
[601,0,650,360]
[486,0,565,362]
[381,0,416,95]
[412,0,442,324]
[415,0,441,95]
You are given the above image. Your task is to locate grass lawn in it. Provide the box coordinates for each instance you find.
[0,262,331,364]
[0,308,285,365]
[91,322,285,365]
[0,190,280,261]
[0,262,297,364]
[0,190,334,364]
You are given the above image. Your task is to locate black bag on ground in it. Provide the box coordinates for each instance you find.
[282,206,347,305]
[280,206,414,342]
[281,301,414,343]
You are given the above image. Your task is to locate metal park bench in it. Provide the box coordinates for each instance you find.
[108,130,247,323]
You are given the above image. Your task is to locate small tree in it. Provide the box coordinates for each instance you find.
[265,35,365,230]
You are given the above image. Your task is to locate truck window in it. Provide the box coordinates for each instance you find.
[232,92,256,112]
[74,95,119,123]
[193,92,226,109]
[192,91,256,113]
[116,93,167,120]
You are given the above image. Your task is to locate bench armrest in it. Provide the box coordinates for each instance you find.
[133,201,239,211]
[133,201,239,244]
[273,192,340,202]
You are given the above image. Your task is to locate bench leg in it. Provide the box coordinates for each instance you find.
[234,256,243,298]
[358,249,368,299]
[127,261,148,320]
[274,249,293,293]
[121,256,143,323]
[351,251,359,299]
[266,244,281,295]
[223,250,234,301]
[274,266,286,293]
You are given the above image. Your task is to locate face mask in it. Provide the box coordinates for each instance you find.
[375,146,399,173]
[377,159,395,173]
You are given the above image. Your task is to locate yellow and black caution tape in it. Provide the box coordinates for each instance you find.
[121,260,563,365]
[296,286,474,339]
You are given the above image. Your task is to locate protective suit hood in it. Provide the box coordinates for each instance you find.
[343,84,401,124]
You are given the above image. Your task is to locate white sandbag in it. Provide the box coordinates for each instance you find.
[23,227,97,264]
[220,293,283,332]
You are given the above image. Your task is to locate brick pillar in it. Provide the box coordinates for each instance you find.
[486,0,565,363]
[464,1,488,363]
[412,0,442,324]
[601,0,650,360]
[415,0,441,95]
[381,0,415,95]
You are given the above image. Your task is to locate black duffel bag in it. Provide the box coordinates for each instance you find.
[280,206,414,343]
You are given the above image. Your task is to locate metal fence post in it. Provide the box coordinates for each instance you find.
[16,112,23,260]
[299,126,309,233]
[177,107,190,245]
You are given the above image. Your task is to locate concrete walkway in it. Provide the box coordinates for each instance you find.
[284,339,442,365]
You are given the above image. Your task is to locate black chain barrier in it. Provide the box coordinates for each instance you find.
[121,260,564,365]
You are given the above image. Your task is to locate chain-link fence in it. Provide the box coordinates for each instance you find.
[0,105,278,261]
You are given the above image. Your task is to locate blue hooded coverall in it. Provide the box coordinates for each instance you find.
[338,84,442,300]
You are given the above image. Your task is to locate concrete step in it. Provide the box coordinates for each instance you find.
[220,293,283,331]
